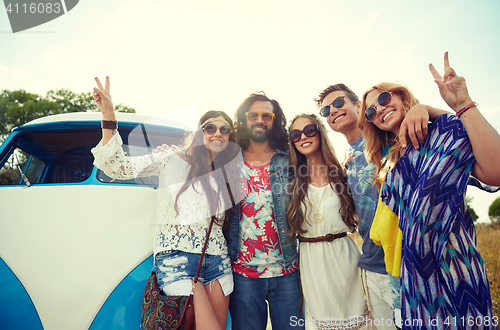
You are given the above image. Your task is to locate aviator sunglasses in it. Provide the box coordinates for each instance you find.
[364,91,393,123]
[202,123,232,136]
[289,124,319,143]
[245,111,275,123]
[319,96,346,117]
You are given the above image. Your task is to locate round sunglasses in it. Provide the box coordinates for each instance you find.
[289,124,319,143]
[319,96,346,117]
[245,111,275,123]
[202,123,232,136]
[364,91,393,122]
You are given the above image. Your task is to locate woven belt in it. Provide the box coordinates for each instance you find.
[297,232,347,243]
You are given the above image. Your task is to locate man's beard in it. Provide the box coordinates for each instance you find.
[249,124,271,143]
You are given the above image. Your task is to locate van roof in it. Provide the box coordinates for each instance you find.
[23,112,195,131]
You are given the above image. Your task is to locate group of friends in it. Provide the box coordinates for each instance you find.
[91,52,500,330]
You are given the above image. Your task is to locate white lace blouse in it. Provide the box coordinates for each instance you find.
[91,132,228,256]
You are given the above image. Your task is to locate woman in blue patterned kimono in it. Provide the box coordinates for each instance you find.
[358,53,500,329]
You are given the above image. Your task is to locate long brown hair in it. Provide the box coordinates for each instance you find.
[174,110,240,225]
[358,82,419,189]
[286,114,358,235]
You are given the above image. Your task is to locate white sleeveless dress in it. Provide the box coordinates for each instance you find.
[299,184,373,330]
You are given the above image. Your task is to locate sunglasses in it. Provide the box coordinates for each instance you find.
[319,96,346,117]
[364,91,393,123]
[203,123,232,136]
[245,111,275,123]
[289,124,319,143]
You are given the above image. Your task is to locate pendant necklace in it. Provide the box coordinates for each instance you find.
[310,184,328,223]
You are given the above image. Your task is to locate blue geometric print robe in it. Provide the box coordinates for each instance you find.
[380,114,494,330]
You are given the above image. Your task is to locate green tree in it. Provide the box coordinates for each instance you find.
[489,197,500,222]
[0,88,135,142]
[465,196,479,222]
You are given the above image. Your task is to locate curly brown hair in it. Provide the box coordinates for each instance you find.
[233,92,288,150]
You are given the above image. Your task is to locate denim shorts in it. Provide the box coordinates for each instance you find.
[155,250,233,297]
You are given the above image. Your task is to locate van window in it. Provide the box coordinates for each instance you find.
[0,126,184,186]
[94,127,185,186]
[96,143,160,186]
[0,149,44,185]
[1,130,102,184]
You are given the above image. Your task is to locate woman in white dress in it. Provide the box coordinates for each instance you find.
[91,77,240,330]
[287,114,373,330]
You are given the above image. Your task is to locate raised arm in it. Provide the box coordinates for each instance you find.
[91,76,168,179]
[93,76,116,145]
[429,52,500,186]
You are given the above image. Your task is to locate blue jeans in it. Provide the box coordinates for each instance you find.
[229,272,304,330]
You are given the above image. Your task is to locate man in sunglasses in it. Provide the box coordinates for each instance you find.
[315,83,442,329]
[225,92,304,330]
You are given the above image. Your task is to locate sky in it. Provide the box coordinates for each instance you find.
[1,0,500,222]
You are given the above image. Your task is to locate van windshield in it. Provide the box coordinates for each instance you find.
[0,127,184,186]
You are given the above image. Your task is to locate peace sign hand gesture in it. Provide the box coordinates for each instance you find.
[93,76,115,119]
[429,52,473,113]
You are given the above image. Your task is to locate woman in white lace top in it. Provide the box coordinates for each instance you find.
[91,77,240,330]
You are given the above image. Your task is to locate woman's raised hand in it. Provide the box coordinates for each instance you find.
[429,52,473,112]
[93,76,115,119]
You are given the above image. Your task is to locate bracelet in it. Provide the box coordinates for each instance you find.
[456,102,477,118]
[101,120,118,130]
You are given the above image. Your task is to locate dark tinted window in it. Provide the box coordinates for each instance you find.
[0,149,43,185]
[0,125,185,185]
[95,143,160,186]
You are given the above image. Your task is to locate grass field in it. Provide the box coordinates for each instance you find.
[476,222,500,318]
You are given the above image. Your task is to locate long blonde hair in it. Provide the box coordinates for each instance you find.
[286,114,358,235]
[358,82,419,189]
